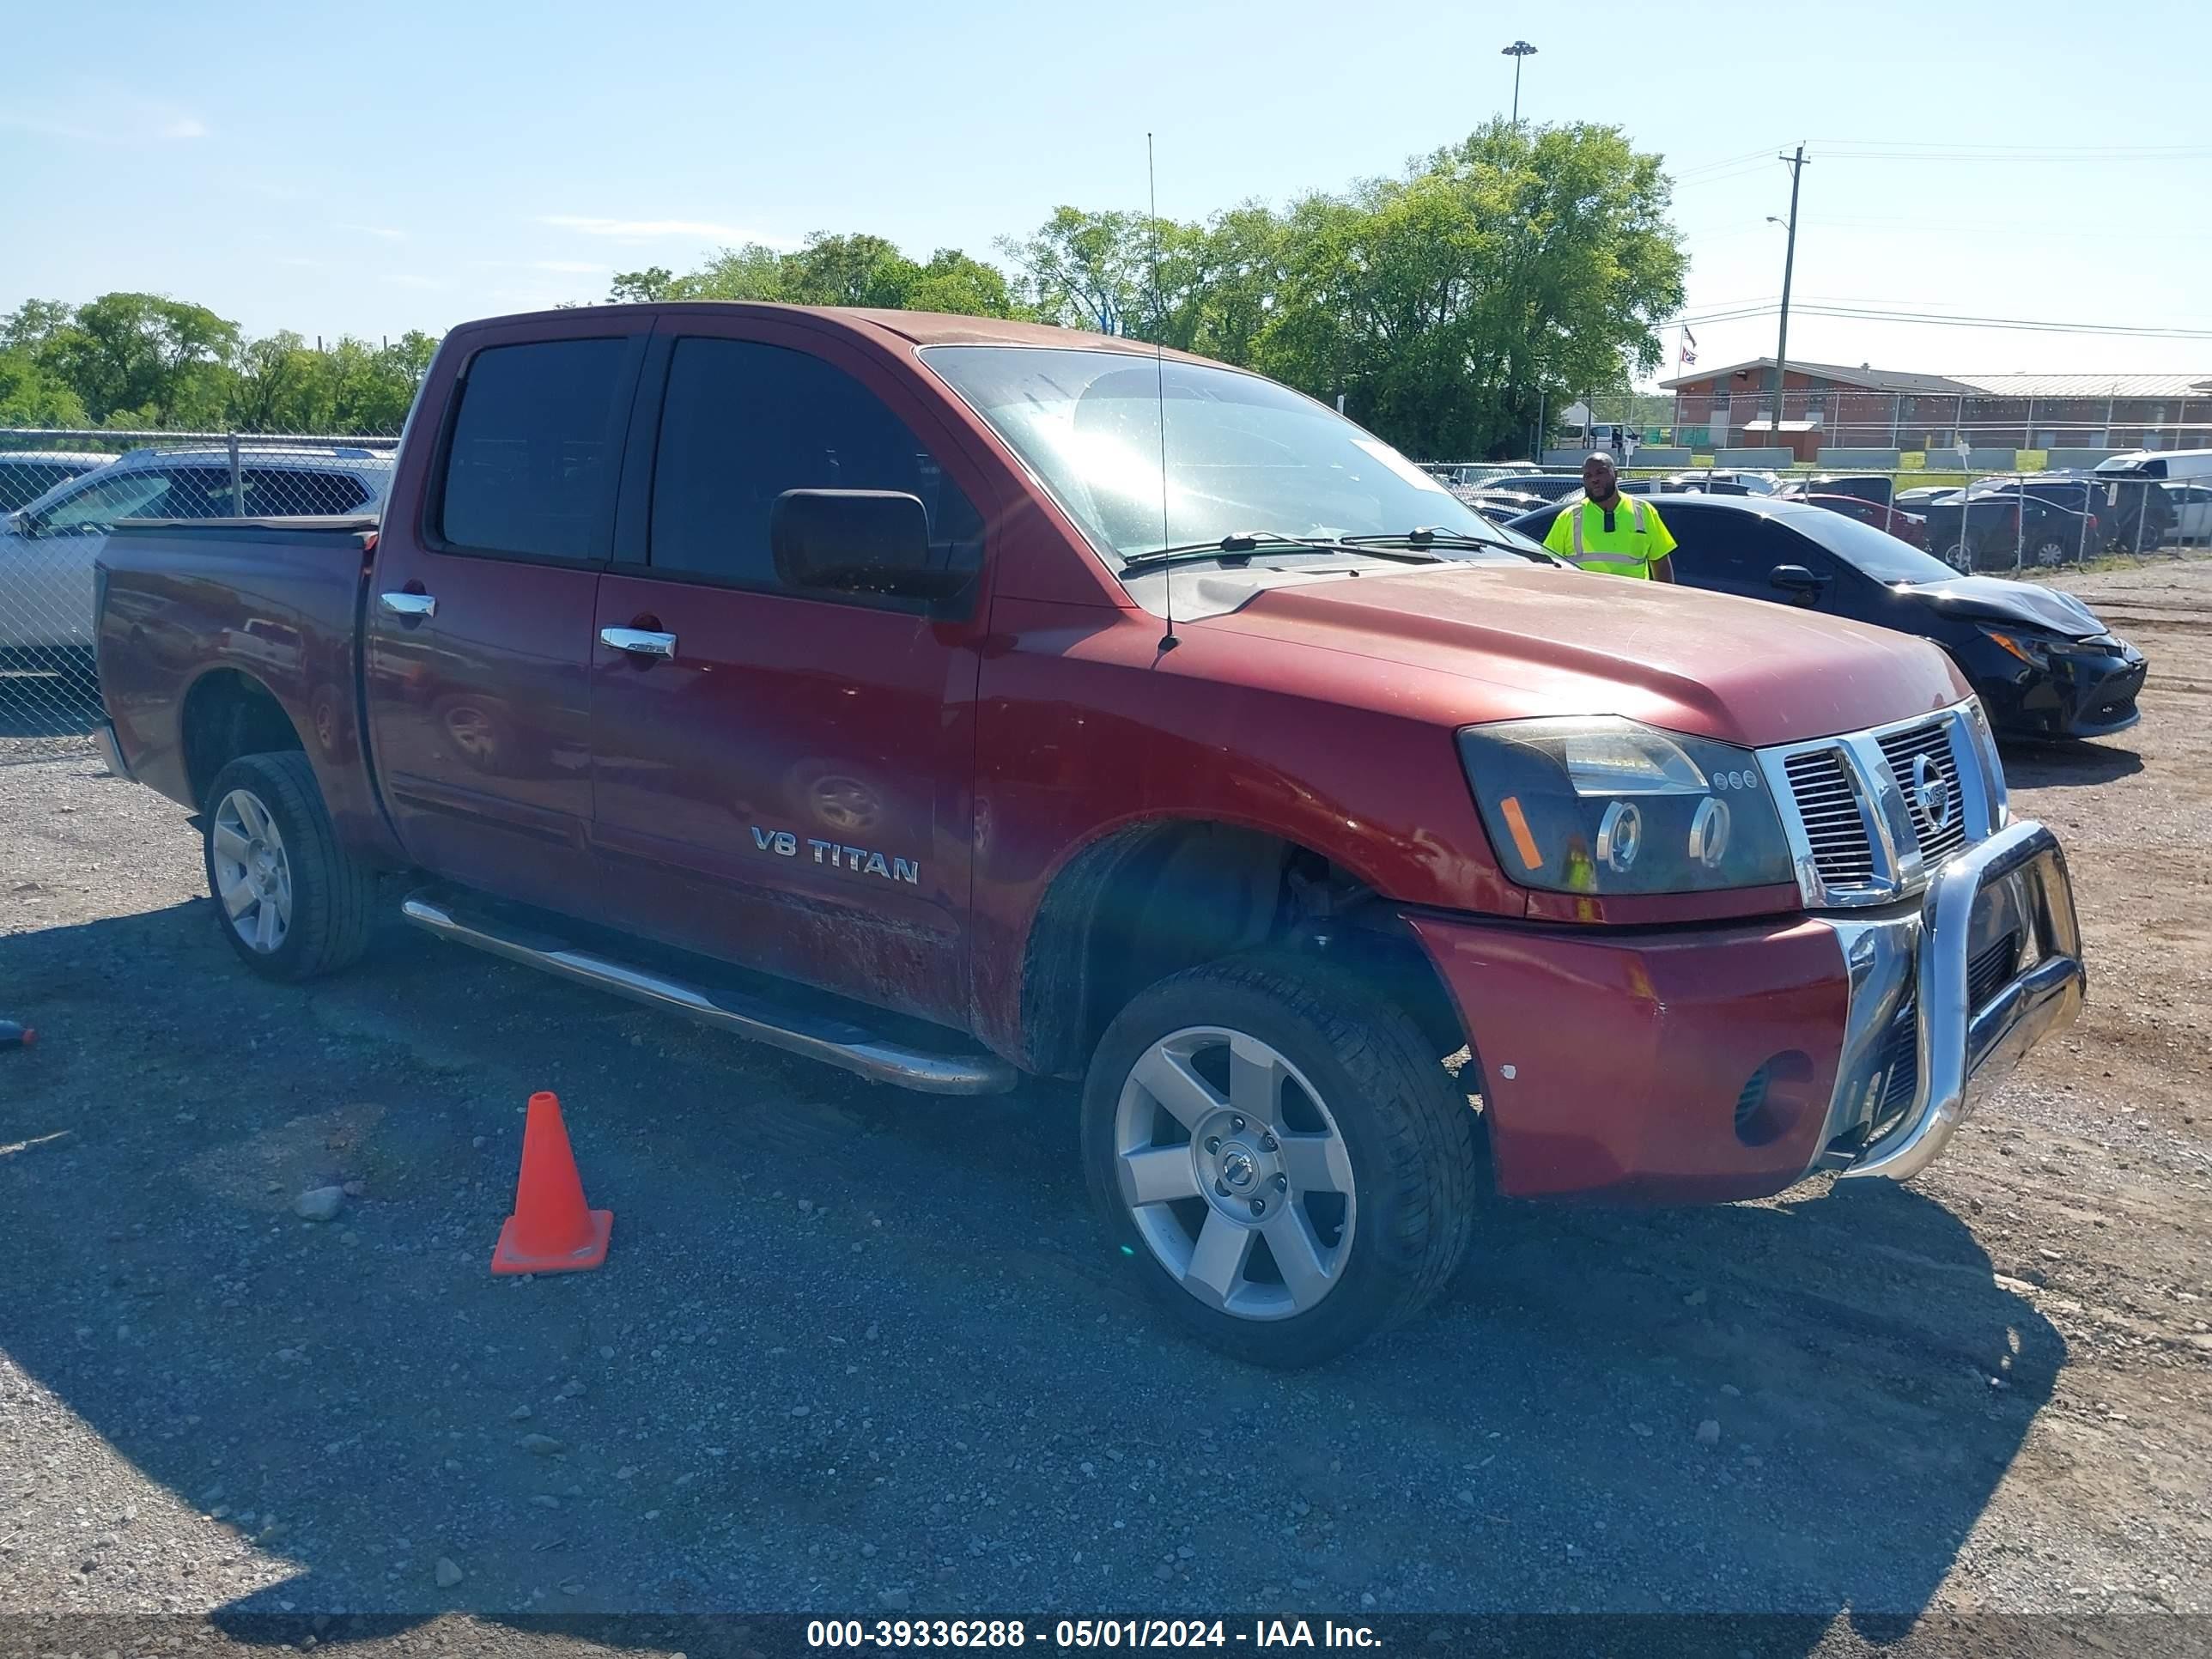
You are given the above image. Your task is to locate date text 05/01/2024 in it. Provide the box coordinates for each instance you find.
[805,1618,1382,1649]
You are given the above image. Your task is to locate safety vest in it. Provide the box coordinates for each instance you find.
[1563,498,1657,580]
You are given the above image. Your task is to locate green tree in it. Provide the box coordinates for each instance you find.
[678,242,792,301]
[1256,121,1685,458]
[607,266,680,304]
[0,348,88,426]
[607,235,1020,319]
[999,208,1152,336]
[47,292,242,425]
[228,331,328,432]
[902,248,1020,318]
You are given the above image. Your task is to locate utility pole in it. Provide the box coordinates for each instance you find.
[1502,41,1537,125]
[1768,144,1808,455]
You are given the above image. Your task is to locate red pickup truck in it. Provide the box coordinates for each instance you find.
[94,304,2085,1364]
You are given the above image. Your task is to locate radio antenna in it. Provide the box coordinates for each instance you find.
[1147,131,1178,653]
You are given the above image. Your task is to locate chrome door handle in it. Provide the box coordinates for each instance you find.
[599,627,677,659]
[380,591,437,619]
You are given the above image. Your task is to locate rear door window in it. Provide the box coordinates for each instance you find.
[435,338,633,562]
[1656,505,1766,593]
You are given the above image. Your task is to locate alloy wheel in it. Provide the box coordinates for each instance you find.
[1111,1026,1356,1321]
[210,787,293,954]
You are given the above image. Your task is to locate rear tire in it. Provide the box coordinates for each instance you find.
[1082,952,1480,1367]
[201,751,379,982]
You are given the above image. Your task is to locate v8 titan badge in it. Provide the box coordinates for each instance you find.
[753,825,920,884]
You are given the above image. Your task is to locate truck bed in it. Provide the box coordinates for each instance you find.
[96,514,392,855]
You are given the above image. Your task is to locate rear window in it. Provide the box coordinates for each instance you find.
[240,468,372,516]
[437,338,632,560]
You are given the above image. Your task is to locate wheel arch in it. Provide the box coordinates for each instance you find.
[179,667,305,810]
[1017,816,1474,1082]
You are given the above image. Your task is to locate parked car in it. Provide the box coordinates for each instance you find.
[0,445,393,667]
[1494,471,1589,502]
[1664,469,1784,495]
[1782,473,1895,509]
[1894,484,1962,513]
[1921,478,2106,572]
[1796,492,1930,549]
[2082,457,2185,553]
[1510,494,2146,740]
[1455,487,1550,523]
[0,450,112,514]
[94,304,2083,1365]
[2162,481,2212,546]
[1427,460,1542,489]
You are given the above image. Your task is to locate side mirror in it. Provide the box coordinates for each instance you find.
[769,489,967,602]
[1769,563,1826,604]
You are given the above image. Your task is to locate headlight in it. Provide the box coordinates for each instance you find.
[1978,625,2057,668]
[1459,716,1796,895]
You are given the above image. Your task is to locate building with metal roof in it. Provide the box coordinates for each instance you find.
[1659,357,2212,462]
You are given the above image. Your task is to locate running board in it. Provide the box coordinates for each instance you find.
[399,892,1018,1096]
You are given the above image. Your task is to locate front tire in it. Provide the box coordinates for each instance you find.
[1082,953,1480,1367]
[202,751,379,982]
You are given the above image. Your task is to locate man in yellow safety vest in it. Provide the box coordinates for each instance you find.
[1541,453,1677,581]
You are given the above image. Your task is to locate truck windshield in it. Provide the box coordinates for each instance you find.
[920,345,1515,568]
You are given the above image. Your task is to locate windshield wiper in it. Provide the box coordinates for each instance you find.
[1119,531,1444,571]
[1338,527,1557,565]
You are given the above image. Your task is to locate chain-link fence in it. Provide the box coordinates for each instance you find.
[0,428,397,737]
[1425,458,2202,578]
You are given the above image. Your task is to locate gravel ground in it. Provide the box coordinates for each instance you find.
[3,568,2209,1656]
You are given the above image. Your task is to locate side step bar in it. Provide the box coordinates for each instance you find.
[400,892,1018,1097]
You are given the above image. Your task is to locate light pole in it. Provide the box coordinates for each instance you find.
[1767,145,1808,455]
[1502,40,1537,125]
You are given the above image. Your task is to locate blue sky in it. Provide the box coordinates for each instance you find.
[3,0,2206,386]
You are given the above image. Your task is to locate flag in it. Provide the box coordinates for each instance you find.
[1679,327,1698,368]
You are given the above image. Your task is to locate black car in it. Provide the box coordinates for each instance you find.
[1505,473,1598,503]
[1508,494,2148,739]
[1781,472,1894,508]
[1922,478,2107,573]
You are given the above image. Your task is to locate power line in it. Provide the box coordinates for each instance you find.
[1671,300,2212,340]
[1809,137,2212,161]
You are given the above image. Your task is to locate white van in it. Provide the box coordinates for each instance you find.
[2094,447,2212,483]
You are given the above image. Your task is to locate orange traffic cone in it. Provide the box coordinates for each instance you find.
[491,1091,612,1275]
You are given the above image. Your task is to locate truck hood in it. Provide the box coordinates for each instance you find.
[1896,575,2107,640]
[1207,562,1967,749]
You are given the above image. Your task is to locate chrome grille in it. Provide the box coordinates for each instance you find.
[1762,702,2004,908]
[1967,933,2020,1007]
[1781,749,1875,886]
[1879,721,1969,866]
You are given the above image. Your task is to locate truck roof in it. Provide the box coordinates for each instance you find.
[458,302,1218,362]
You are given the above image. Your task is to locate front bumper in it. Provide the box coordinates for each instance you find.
[1407,818,2084,1202]
[1983,637,2147,738]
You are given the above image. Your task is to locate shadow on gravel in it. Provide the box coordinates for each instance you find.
[0,900,2062,1652]
[1999,738,2144,788]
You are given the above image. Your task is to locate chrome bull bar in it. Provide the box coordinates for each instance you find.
[1838,818,2085,1182]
